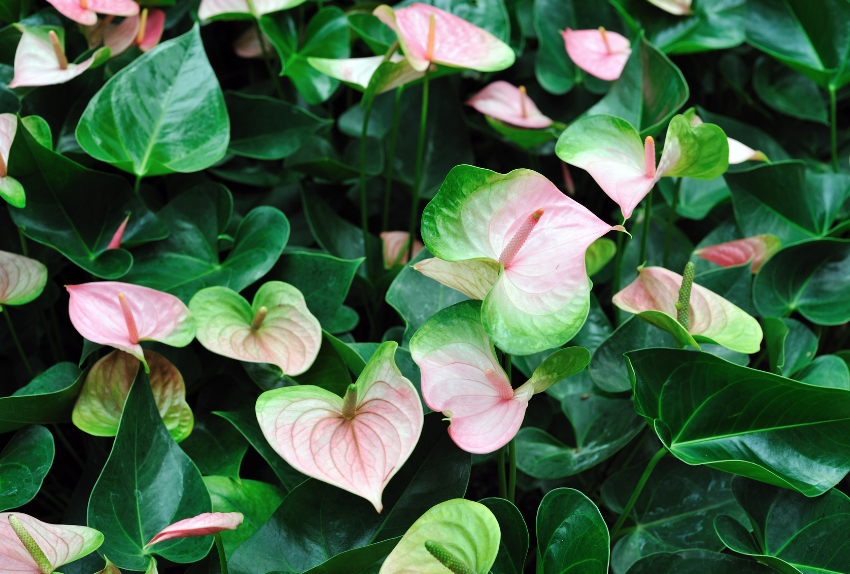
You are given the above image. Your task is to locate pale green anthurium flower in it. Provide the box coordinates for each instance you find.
[0,513,103,574]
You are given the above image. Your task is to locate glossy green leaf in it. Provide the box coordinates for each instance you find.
[625,549,776,573]
[762,317,817,376]
[515,370,645,479]
[694,106,790,172]
[260,7,351,105]
[601,457,746,574]
[348,13,396,54]
[225,92,332,160]
[76,25,229,177]
[537,488,609,574]
[753,57,828,123]
[121,183,289,302]
[298,539,400,574]
[479,498,527,574]
[203,476,285,558]
[714,477,850,574]
[658,176,731,220]
[285,135,383,182]
[179,413,248,480]
[586,238,616,277]
[7,118,167,279]
[0,362,84,433]
[228,414,470,574]
[628,348,850,496]
[0,425,53,511]
[88,369,212,571]
[796,355,850,390]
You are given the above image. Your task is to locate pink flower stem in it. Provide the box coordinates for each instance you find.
[407,66,431,261]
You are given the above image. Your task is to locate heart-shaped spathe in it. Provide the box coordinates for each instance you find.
[45,0,138,26]
[467,81,553,129]
[146,512,243,546]
[695,235,781,273]
[0,513,103,573]
[256,341,423,512]
[0,250,47,307]
[563,28,631,81]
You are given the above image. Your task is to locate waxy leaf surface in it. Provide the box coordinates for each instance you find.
[0,426,53,512]
[0,363,84,434]
[203,477,284,557]
[536,488,609,574]
[0,513,103,573]
[478,498,527,574]
[626,549,776,574]
[467,81,553,129]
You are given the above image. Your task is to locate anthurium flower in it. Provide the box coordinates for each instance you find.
[648,0,692,16]
[45,0,138,26]
[562,28,631,82]
[613,266,763,354]
[309,54,425,94]
[73,349,194,442]
[694,235,781,273]
[379,499,500,574]
[467,81,553,129]
[189,282,321,376]
[410,301,590,454]
[146,513,243,546]
[256,341,423,512]
[66,282,196,370]
[373,3,515,73]
[0,513,103,574]
[233,26,272,59]
[419,166,623,355]
[9,26,109,89]
[0,114,25,208]
[381,231,424,268]
[0,250,47,307]
[106,215,130,249]
[198,0,308,21]
[99,8,166,57]
[688,112,767,165]
[556,114,729,220]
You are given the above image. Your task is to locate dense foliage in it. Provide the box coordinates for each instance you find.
[0,0,848,573]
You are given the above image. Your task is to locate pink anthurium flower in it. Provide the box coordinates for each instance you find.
[0,114,25,208]
[613,265,763,354]
[198,0,308,21]
[9,26,108,89]
[106,215,129,249]
[233,26,272,59]
[146,513,243,546]
[689,113,767,165]
[309,54,425,94]
[97,8,166,57]
[410,301,590,454]
[648,0,692,16]
[467,81,553,129]
[373,3,515,73]
[381,231,424,268]
[0,513,103,574]
[189,282,321,376]
[0,250,48,307]
[256,342,423,512]
[418,166,624,355]
[45,0,138,26]
[694,234,781,273]
[66,282,196,370]
[556,114,729,220]
[562,27,631,81]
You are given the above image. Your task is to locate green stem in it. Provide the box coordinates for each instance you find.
[133,175,142,195]
[536,549,543,574]
[830,84,838,172]
[663,178,682,268]
[407,67,430,262]
[2,306,33,378]
[215,532,229,574]
[51,424,85,469]
[360,95,375,278]
[497,446,507,499]
[382,86,404,233]
[613,222,627,327]
[508,438,516,504]
[638,189,653,265]
[610,447,667,539]
[256,19,285,101]
[17,228,28,256]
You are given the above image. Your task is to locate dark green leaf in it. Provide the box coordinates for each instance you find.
[179,412,248,479]
[695,106,790,172]
[537,488,609,574]
[204,476,285,558]
[479,498,528,574]
[285,135,383,181]
[657,176,730,221]
[348,13,396,55]
[590,317,676,393]
[0,425,53,511]
[300,539,400,574]
[796,355,850,389]
[0,363,84,433]
[625,549,776,573]
[753,57,828,123]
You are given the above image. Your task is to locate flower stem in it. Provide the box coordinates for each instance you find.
[382,86,404,232]
[360,95,376,278]
[2,305,33,378]
[508,438,517,504]
[663,178,682,268]
[215,532,229,574]
[407,67,430,261]
[497,446,506,499]
[610,447,667,539]
[134,175,141,195]
[256,19,285,101]
[639,189,653,265]
[830,84,838,172]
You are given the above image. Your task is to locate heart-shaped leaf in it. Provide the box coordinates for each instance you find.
[795,355,849,389]
[0,250,45,306]
[478,498,527,574]
[0,113,24,208]
[585,238,617,277]
[190,282,322,376]
[0,513,103,573]
[411,300,590,454]
[694,234,780,273]
[626,549,776,573]
[203,477,284,558]
[753,56,828,123]
[181,414,248,480]
[72,349,193,442]
[627,348,850,496]
[378,499,500,574]
[467,81,553,128]
[0,363,84,434]
[66,282,195,369]
[198,0,308,20]
[537,488,609,574]
[256,341,423,512]
[762,317,817,376]
[147,512,243,546]
[589,316,675,392]
[714,477,850,574]
[563,27,631,81]
[88,368,212,570]
[421,166,619,355]
[76,25,229,177]
[0,425,53,512]
[120,184,289,302]
[7,117,168,279]
[8,26,100,88]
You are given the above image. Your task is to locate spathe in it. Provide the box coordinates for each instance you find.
[0,250,46,307]
[0,513,103,574]
[45,0,138,26]
[648,0,692,15]
[467,81,553,129]
[8,26,107,89]
[381,231,424,268]
[689,113,767,164]
[233,26,272,59]
[694,235,781,273]
[98,9,166,57]
[146,513,243,546]
[563,28,631,81]
[0,114,24,208]
[309,54,424,94]
[198,0,309,21]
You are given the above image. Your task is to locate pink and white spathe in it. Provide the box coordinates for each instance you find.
[381,231,424,268]
[0,513,103,574]
[563,27,631,82]
[146,513,243,546]
[694,235,781,273]
[0,114,24,207]
[308,54,426,94]
[689,114,766,165]
[66,282,196,370]
[233,26,272,59]
[198,0,307,21]
[467,81,553,129]
[256,342,423,513]
[648,0,692,16]
[45,0,138,26]
[374,3,515,73]
[98,8,166,57]
[9,27,100,88]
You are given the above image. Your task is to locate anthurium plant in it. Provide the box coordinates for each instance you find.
[0,0,849,573]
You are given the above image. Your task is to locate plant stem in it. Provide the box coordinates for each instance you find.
[215,532,229,574]
[610,447,667,539]
[497,447,507,499]
[407,67,430,262]
[360,95,375,278]
[133,175,141,195]
[2,305,33,378]
[18,228,28,256]
[663,178,682,268]
[51,424,85,469]
[382,85,404,232]
[639,189,653,266]
[508,438,517,504]
[830,84,838,172]
[256,19,285,101]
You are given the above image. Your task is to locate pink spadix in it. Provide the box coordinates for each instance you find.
[48,31,68,70]
[425,12,435,61]
[518,86,527,118]
[644,136,656,178]
[484,368,513,400]
[498,208,544,267]
[106,215,129,249]
[599,27,611,53]
[117,292,139,345]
